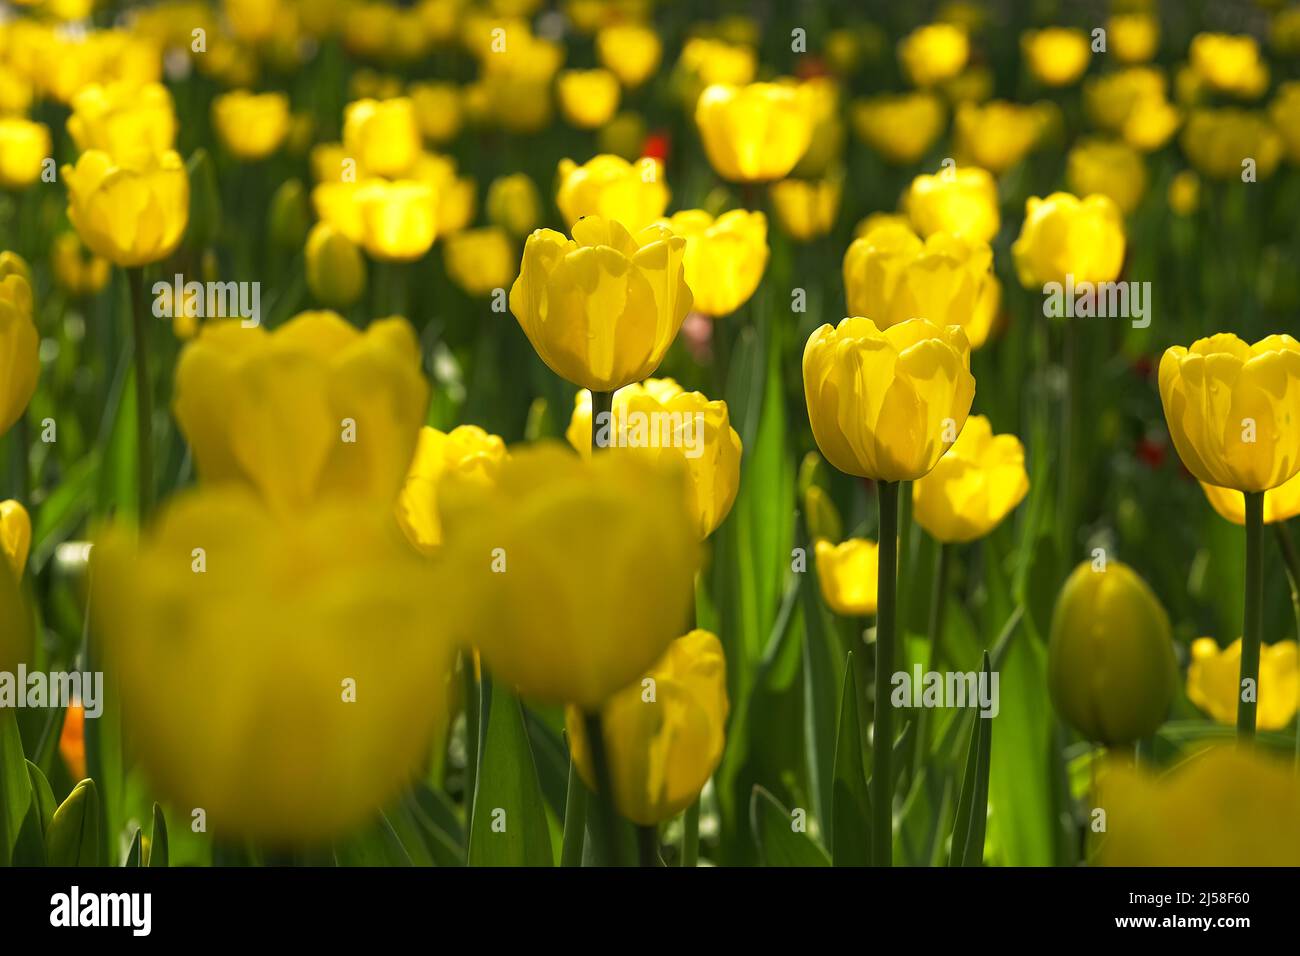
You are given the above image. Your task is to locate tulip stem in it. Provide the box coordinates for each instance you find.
[126,267,154,521]
[873,479,899,866]
[582,711,624,866]
[680,799,700,867]
[591,390,614,452]
[1239,491,1265,738]
[559,747,587,867]
[636,825,663,867]
[1271,521,1300,764]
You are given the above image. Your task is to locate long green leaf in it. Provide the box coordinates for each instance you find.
[830,651,871,866]
[949,652,994,867]
[750,786,830,867]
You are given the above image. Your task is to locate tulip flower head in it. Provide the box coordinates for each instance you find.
[66,81,177,165]
[63,149,190,268]
[694,82,814,183]
[814,537,879,616]
[850,93,946,165]
[903,165,1000,243]
[1200,471,1300,526]
[555,154,669,233]
[1011,192,1126,288]
[1021,28,1092,87]
[898,23,969,88]
[0,268,38,437]
[913,415,1029,543]
[212,90,291,161]
[657,209,768,318]
[557,68,621,129]
[396,424,508,555]
[1187,637,1299,731]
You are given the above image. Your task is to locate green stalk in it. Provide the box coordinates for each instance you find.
[636,824,663,867]
[582,711,624,866]
[1238,491,1265,738]
[127,267,154,521]
[1058,316,1080,552]
[1271,521,1300,764]
[680,799,700,867]
[559,752,587,867]
[873,479,899,866]
[591,390,614,451]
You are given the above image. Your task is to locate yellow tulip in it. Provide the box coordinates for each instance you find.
[395,424,507,555]
[850,93,946,165]
[675,37,756,97]
[509,217,691,392]
[224,0,283,43]
[211,90,291,161]
[595,23,662,89]
[913,415,1029,543]
[91,487,451,842]
[555,154,668,233]
[1047,559,1176,746]
[1167,169,1200,215]
[66,81,176,165]
[0,63,34,116]
[314,178,438,261]
[1021,28,1092,87]
[903,165,1000,243]
[565,629,728,825]
[443,226,516,297]
[557,68,621,129]
[304,222,366,309]
[438,443,699,709]
[409,81,463,145]
[486,173,541,237]
[0,270,38,437]
[1108,13,1159,64]
[804,317,975,482]
[769,172,842,242]
[63,149,189,268]
[1158,334,1300,493]
[1180,108,1282,180]
[478,32,564,134]
[814,538,879,616]
[1188,637,1298,731]
[789,76,846,179]
[343,97,421,178]
[1201,472,1300,526]
[0,118,50,189]
[566,379,742,538]
[1084,68,1181,152]
[50,232,111,298]
[1271,83,1300,164]
[1066,139,1148,215]
[898,23,969,88]
[1011,192,1126,288]
[409,152,476,236]
[172,311,429,511]
[954,100,1042,174]
[854,212,912,238]
[694,82,814,183]
[1189,32,1269,99]
[1100,746,1300,866]
[657,209,768,318]
[0,499,30,578]
[843,223,997,348]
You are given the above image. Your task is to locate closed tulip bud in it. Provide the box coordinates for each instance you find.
[557,69,621,129]
[63,150,189,268]
[1108,13,1159,64]
[850,92,946,165]
[1189,33,1269,99]
[66,82,176,165]
[305,222,366,308]
[268,178,310,248]
[0,534,31,674]
[898,23,969,88]
[0,269,38,437]
[396,424,507,555]
[804,317,976,481]
[555,154,668,233]
[769,171,843,242]
[92,488,452,842]
[0,499,30,578]
[1181,108,1281,180]
[596,23,662,89]
[814,538,878,616]
[443,226,516,298]
[566,379,742,538]
[409,81,463,145]
[903,166,1000,243]
[212,90,291,161]
[1021,28,1091,87]
[565,629,728,825]
[0,118,50,189]
[1011,192,1125,288]
[657,209,768,318]
[1159,334,1300,493]
[913,415,1029,543]
[1047,560,1176,746]
[173,311,428,511]
[694,82,814,183]
[438,444,699,709]
[486,173,540,237]
[343,97,421,178]
[1187,637,1298,731]
[1066,140,1148,216]
[50,232,110,298]
[509,217,692,392]
[46,778,101,867]
[954,100,1043,174]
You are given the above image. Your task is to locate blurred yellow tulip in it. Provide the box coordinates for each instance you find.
[315,178,438,261]
[1167,169,1200,215]
[212,90,291,161]
[1181,108,1282,180]
[1066,139,1148,215]
[1084,68,1180,152]
[0,499,30,578]
[443,227,516,297]
[850,93,946,165]
[0,269,38,437]
[486,173,541,237]
[903,165,1000,243]
[409,81,463,145]
[0,117,49,188]
[814,538,879,616]
[555,154,668,232]
[954,100,1042,174]
[898,23,969,87]
[657,208,768,317]
[66,81,176,165]
[789,76,846,179]
[1011,192,1126,287]
[769,171,842,242]
[343,97,422,178]
[1021,28,1092,87]
[1187,637,1298,731]
[1271,82,1300,164]
[1201,472,1300,526]
[63,149,189,268]
[1108,13,1159,63]
[396,424,507,555]
[596,23,662,89]
[557,69,621,129]
[694,82,813,183]
[305,222,366,309]
[913,415,1029,543]
[50,232,111,298]
[1189,32,1269,98]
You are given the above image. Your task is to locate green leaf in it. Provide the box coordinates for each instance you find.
[467,682,554,866]
[333,813,413,866]
[0,707,33,867]
[949,652,994,867]
[46,778,102,867]
[124,827,143,867]
[750,786,830,867]
[798,511,841,843]
[147,802,168,867]
[830,652,871,866]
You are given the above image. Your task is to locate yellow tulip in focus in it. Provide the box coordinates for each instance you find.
[0,269,38,437]
[1187,638,1298,731]
[1066,139,1148,215]
[1100,746,1300,866]
[1158,334,1300,493]
[1108,13,1159,63]
[66,82,176,165]
[63,150,189,268]
[0,118,50,189]
[898,23,969,88]
[803,317,975,482]
[509,217,692,392]
[1021,28,1091,87]
[1201,472,1300,526]
[409,81,463,145]
[1189,33,1269,99]
[1181,108,1282,180]
[486,173,541,237]
[769,172,842,242]
[443,227,516,297]
[657,209,768,318]
[903,165,1000,243]
[565,629,728,825]
[92,488,452,842]
[814,538,879,616]
[0,499,30,578]
[555,154,669,233]
[50,232,111,298]
[694,82,814,183]
[438,444,699,709]
[396,424,507,555]
[305,222,366,309]
[850,93,946,165]
[566,379,743,538]
[557,69,621,129]
[954,100,1042,174]
[343,97,422,178]
[1011,192,1126,287]
[913,415,1029,543]
[596,23,662,89]
[212,90,291,161]
[1047,559,1176,746]
[172,311,429,511]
